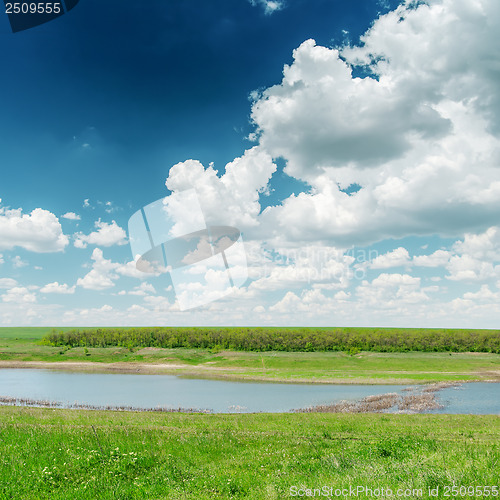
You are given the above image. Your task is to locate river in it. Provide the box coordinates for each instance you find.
[0,368,498,414]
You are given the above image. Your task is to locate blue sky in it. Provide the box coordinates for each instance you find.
[1,0,500,327]
[0,0,394,213]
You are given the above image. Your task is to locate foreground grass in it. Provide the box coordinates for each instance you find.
[0,407,498,499]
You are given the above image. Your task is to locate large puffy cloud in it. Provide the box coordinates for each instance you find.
[0,205,68,252]
[162,0,500,255]
[345,0,500,134]
[247,0,500,247]
[252,0,500,175]
[166,146,276,230]
[251,38,450,175]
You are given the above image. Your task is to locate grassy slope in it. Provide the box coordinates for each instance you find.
[0,406,498,499]
[0,328,499,383]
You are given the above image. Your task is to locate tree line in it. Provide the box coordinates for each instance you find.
[41,327,500,353]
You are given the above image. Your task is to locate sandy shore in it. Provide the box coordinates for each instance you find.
[0,359,494,385]
[0,360,224,374]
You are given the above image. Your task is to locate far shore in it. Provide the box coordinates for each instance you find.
[1,359,499,385]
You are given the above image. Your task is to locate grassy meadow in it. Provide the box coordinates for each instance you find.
[0,406,499,499]
[1,327,499,498]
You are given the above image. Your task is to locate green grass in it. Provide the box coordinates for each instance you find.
[1,330,499,497]
[0,406,498,499]
[0,327,55,340]
[0,327,499,383]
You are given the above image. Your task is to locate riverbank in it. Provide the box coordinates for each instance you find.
[1,352,499,385]
[0,406,498,499]
[1,327,499,384]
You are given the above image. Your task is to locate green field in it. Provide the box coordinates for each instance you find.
[0,328,499,383]
[0,406,498,499]
[0,327,55,339]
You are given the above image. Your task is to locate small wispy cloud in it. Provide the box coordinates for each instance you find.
[376,0,390,10]
[12,255,28,268]
[62,212,81,221]
[40,282,76,294]
[249,0,284,15]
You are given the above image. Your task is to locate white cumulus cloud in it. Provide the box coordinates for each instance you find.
[0,206,68,253]
[62,212,81,221]
[0,278,17,289]
[413,250,451,268]
[367,247,411,269]
[76,248,118,290]
[1,286,36,303]
[76,248,150,290]
[247,0,500,247]
[356,273,429,308]
[74,219,127,248]
[166,146,276,231]
[40,282,76,294]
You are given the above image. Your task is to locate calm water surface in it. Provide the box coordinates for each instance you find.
[0,369,498,413]
[430,383,500,414]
